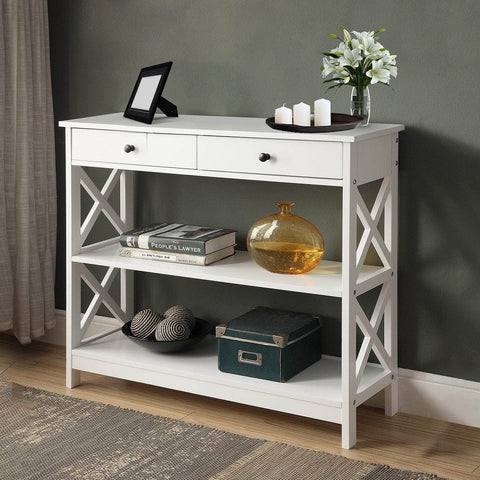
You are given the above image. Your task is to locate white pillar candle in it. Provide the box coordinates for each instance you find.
[293,102,311,126]
[274,103,292,124]
[314,98,331,126]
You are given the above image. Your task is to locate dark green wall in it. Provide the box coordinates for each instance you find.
[48,0,480,382]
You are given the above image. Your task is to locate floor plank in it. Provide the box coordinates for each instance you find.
[1,333,479,480]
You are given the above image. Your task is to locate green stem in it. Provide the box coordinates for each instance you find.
[355,86,364,102]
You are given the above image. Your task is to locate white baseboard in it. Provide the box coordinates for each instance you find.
[362,369,480,429]
[44,310,480,429]
[398,369,480,428]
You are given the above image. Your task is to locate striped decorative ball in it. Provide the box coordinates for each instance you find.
[130,309,163,339]
[155,316,191,342]
[163,305,196,330]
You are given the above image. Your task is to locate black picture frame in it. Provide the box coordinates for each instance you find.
[123,61,178,124]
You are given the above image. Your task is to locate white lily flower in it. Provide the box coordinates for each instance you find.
[333,69,351,84]
[366,59,391,84]
[330,41,347,56]
[385,64,398,78]
[381,50,396,65]
[322,57,340,77]
[351,31,383,56]
[365,38,384,56]
[371,50,387,61]
[352,30,375,39]
[385,53,397,66]
[339,48,362,68]
[350,38,361,51]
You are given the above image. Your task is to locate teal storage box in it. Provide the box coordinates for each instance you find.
[216,307,322,382]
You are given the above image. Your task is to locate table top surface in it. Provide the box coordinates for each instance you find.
[60,112,404,143]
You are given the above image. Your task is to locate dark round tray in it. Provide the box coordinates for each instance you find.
[266,113,364,133]
[122,317,211,353]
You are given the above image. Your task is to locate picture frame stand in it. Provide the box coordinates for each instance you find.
[157,95,178,117]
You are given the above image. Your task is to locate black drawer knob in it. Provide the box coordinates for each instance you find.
[124,144,135,153]
[259,153,270,162]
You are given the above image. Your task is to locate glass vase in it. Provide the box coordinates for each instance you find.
[350,86,370,126]
[247,202,325,275]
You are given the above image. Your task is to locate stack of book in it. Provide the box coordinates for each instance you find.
[119,222,236,266]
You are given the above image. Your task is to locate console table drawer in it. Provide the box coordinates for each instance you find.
[198,136,343,179]
[72,129,196,168]
[72,129,148,164]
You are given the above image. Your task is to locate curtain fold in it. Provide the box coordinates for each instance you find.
[0,0,56,343]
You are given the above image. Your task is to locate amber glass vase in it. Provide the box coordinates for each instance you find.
[247,202,325,274]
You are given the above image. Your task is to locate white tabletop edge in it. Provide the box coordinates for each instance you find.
[59,113,404,143]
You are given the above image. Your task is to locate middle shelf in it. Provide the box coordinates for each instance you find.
[73,242,390,297]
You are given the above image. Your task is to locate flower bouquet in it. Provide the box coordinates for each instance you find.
[322,27,397,125]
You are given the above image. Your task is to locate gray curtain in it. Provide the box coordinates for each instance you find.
[0,0,56,343]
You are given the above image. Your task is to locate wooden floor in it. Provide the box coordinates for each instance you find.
[1,333,479,480]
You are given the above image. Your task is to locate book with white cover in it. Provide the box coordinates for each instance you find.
[119,245,235,266]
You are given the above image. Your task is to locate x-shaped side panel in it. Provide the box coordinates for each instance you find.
[79,265,126,342]
[355,177,392,276]
[355,281,393,391]
[79,168,126,246]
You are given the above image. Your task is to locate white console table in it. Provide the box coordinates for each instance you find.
[60,113,404,448]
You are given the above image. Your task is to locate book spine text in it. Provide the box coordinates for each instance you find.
[119,248,208,265]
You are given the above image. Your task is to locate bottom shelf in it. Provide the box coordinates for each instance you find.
[72,331,389,425]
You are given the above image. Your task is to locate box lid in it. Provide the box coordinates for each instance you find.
[216,307,322,348]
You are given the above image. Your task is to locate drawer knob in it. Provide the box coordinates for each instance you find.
[124,144,135,153]
[258,153,270,162]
